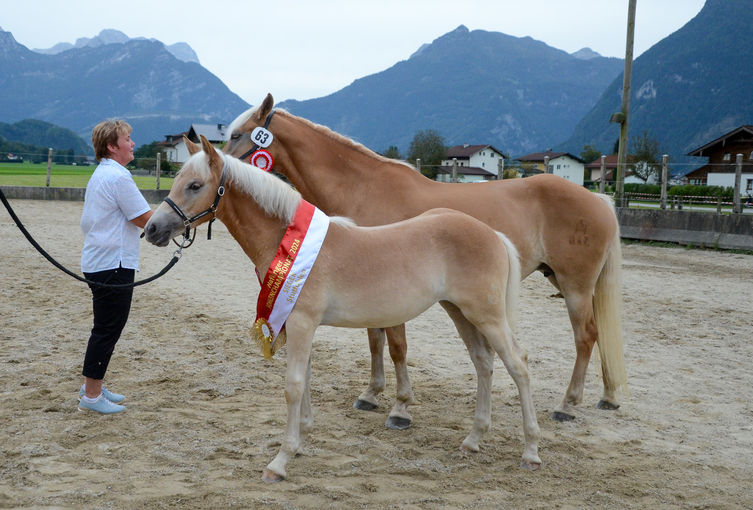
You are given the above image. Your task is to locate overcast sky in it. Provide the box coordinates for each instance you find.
[3,0,706,105]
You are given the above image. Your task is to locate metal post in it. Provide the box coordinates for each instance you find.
[498,158,504,180]
[46,148,53,187]
[660,154,668,210]
[416,158,421,175]
[599,155,606,193]
[452,157,458,183]
[544,156,550,174]
[156,152,161,190]
[733,153,743,214]
[614,0,637,208]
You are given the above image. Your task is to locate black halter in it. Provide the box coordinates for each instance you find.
[164,157,228,241]
[238,110,276,162]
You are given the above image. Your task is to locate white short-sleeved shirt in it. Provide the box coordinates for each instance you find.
[80,158,150,273]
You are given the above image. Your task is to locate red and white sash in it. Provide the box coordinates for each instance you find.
[251,200,330,358]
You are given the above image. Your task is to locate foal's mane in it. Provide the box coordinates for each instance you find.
[187,151,301,223]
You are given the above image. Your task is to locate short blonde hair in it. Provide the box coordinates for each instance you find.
[92,119,132,161]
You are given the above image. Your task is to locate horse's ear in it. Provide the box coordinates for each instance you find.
[184,135,200,155]
[200,134,222,169]
[254,93,274,121]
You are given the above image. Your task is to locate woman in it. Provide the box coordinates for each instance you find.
[78,119,152,414]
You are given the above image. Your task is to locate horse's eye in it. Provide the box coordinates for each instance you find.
[230,133,241,140]
[188,181,202,191]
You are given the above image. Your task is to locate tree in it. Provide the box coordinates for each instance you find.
[580,144,602,164]
[629,130,661,183]
[408,129,446,179]
[381,145,402,160]
[133,141,173,173]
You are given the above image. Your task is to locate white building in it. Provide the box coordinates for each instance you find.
[437,144,506,182]
[707,173,753,195]
[517,151,585,186]
[160,123,227,164]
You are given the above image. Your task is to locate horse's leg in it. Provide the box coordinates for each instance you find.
[551,284,599,422]
[385,324,415,430]
[300,354,314,435]
[477,320,541,470]
[353,328,386,411]
[440,302,494,452]
[263,329,315,483]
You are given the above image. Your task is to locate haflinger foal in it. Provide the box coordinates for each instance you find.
[144,135,540,482]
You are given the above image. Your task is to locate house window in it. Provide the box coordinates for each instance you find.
[749,151,753,160]
[557,164,561,169]
[747,178,753,191]
[491,153,495,158]
[723,153,731,161]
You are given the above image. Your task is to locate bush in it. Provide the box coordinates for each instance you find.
[624,183,661,195]
[668,184,733,198]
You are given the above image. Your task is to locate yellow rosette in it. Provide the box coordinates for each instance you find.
[250,318,287,359]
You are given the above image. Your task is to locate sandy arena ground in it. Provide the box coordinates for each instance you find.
[1,198,752,509]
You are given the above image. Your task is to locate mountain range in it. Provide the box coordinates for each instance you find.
[0,27,248,147]
[278,25,624,156]
[33,29,200,64]
[558,0,753,162]
[1,0,751,165]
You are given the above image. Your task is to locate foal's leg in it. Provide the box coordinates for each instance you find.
[300,354,314,435]
[478,321,541,470]
[440,302,494,452]
[263,329,315,483]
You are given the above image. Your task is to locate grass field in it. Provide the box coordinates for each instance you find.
[0,162,174,190]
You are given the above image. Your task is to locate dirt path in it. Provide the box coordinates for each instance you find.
[1,199,752,509]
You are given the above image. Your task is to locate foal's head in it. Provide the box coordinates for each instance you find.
[144,135,225,246]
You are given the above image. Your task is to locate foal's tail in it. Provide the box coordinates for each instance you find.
[593,194,628,398]
[496,232,521,333]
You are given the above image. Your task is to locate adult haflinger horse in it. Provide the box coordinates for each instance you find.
[223,94,627,425]
[144,135,541,482]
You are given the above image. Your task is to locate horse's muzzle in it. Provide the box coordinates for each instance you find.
[144,218,178,247]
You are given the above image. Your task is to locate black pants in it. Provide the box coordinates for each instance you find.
[82,266,135,380]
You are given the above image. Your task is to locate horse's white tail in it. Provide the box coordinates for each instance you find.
[593,194,628,398]
[496,232,521,333]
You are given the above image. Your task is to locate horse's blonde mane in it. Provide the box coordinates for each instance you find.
[282,111,414,169]
[185,151,301,223]
[227,104,415,171]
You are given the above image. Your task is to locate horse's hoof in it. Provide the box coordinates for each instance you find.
[551,411,575,422]
[261,468,285,483]
[385,416,411,430]
[520,459,542,471]
[353,399,378,411]
[596,400,620,411]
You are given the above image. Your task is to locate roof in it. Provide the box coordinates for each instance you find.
[446,144,505,159]
[187,123,227,143]
[517,151,584,163]
[436,165,496,177]
[158,131,188,148]
[687,125,753,156]
[585,154,637,168]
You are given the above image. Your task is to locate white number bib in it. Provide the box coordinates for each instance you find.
[250,127,273,148]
